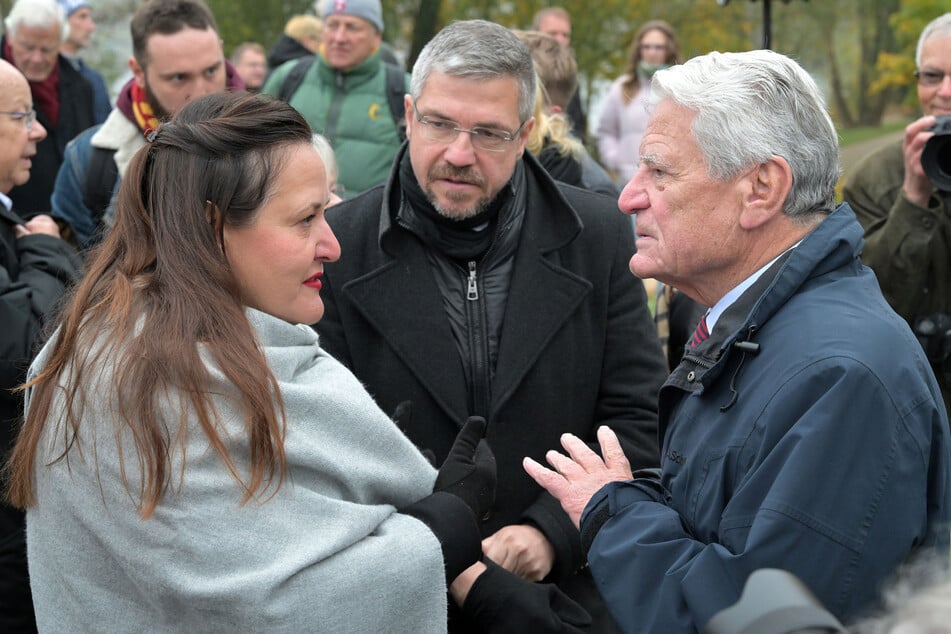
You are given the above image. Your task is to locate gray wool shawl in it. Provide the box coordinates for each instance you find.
[26,309,448,633]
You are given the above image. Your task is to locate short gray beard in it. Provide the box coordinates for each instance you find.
[427,188,490,221]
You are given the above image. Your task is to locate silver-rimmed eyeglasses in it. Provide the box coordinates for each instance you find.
[0,108,37,131]
[412,103,526,153]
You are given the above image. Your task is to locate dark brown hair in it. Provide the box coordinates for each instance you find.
[5,92,313,518]
[620,20,680,105]
[131,0,219,67]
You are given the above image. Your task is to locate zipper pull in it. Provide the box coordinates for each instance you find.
[467,261,479,301]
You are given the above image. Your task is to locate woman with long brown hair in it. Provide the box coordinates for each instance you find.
[595,20,680,185]
[3,91,498,632]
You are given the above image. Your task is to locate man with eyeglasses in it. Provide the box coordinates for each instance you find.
[315,19,667,632]
[1,0,95,215]
[844,12,951,415]
[0,57,81,633]
[263,0,408,199]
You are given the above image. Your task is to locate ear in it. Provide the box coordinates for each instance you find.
[738,156,792,231]
[205,200,225,254]
[129,55,146,88]
[404,94,414,140]
[515,116,536,158]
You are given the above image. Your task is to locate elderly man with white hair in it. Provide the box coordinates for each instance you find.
[526,48,951,633]
[0,56,80,633]
[1,0,95,213]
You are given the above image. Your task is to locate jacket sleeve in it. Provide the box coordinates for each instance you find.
[0,233,80,359]
[842,155,950,321]
[579,358,947,633]
[523,208,667,582]
[51,130,101,249]
[0,233,81,450]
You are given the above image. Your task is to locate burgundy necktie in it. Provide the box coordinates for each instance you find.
[689,314,710,349]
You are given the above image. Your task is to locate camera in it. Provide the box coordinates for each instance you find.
[922,115,951,191]
[913,313,951,377]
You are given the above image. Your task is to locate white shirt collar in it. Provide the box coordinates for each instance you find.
[706,242,800,332]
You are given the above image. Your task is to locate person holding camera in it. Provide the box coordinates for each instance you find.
[844,12,951,414]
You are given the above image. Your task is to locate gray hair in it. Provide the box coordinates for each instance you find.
[649,49,839,221]
[311,133,338,185]
[916,13,951,67]
[410,19,537,124]
[4,0,65,41]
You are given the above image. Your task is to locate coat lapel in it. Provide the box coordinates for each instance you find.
[490,162,591,416]
[342,241,470,424]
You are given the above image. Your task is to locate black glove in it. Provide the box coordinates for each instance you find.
[462,559,592,633]
[400,417,496,581]
[434,416,496,521]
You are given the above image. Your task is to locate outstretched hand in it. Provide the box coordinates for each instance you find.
[523,426,633,529]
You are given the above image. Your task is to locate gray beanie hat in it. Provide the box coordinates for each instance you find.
[322,0,384,34]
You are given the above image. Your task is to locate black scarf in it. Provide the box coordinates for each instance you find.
[397,151,516,261]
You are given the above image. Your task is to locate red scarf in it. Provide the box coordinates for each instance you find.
[2,38,59,127]
[129,81,160,135]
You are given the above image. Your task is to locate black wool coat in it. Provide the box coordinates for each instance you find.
[317,153,667,584]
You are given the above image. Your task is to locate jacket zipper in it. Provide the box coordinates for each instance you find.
[465,259,489,416]
[467,261,479,300]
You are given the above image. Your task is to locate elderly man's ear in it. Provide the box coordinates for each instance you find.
[738,156,793,230]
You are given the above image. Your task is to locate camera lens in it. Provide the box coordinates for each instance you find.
[922,115,951,191]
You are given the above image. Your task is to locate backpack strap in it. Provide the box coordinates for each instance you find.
[383,62,407,142]
[83,146,119,226]
[281,56,407,142]
[277,55,316,103]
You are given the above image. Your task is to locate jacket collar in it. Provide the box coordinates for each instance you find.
[317,49,381,85]
[376,144,583,256]
[673,204,864,389]
[345,146,591,422]
[0,200,25,227]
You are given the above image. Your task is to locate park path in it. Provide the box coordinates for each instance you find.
[840,130,904,178]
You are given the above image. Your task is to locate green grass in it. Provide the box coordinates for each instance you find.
[838,120,908,146]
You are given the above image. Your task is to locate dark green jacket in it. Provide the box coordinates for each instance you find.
[263,50,408,198]
[844,138,951,411]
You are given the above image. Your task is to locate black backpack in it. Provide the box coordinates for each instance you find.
[277,55,407,142]
[82,144,119,234]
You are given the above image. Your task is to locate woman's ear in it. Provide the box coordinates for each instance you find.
[205,200,225,254]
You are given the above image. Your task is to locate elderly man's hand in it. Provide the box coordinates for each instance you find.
[15,214,62,239]
[482,524,555,581]
[901,115,938,207]
[523,426,633,529]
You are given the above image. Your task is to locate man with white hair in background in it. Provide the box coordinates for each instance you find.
[526,48,951,632]
[844,13,951,418]
[58,0,111,123]
[1,0,95,213]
